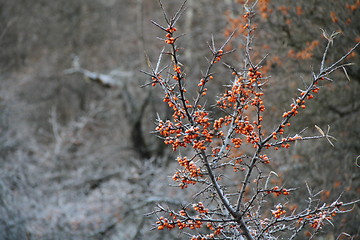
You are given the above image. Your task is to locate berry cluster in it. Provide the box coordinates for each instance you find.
[266,186,290,196]
[271,204,287,218]
[172,157,203,189]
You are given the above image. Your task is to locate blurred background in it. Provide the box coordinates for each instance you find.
[0,0,359,239]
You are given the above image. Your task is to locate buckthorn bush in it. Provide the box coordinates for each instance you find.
[144,1,359,239]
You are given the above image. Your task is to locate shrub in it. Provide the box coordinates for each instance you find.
[144,1,359,239]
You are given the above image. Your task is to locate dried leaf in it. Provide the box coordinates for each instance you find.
[320,28,340,46]
[321,28,329,40]
[342,66,351,81]
[326,136,335,147]
[355,155,360,168]
[326,125,336,147]
[314,125,325,136]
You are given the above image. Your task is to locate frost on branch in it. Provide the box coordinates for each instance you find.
[144,1,359,239]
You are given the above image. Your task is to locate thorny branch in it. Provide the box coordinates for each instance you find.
[145,1,359,240]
